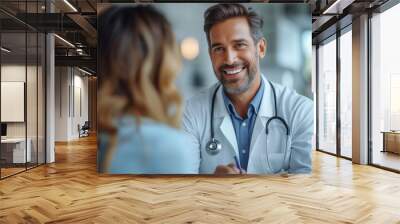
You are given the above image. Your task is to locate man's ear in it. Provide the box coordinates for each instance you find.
[257,38,267,59]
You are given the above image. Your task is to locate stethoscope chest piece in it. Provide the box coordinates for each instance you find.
[205,138,222,155]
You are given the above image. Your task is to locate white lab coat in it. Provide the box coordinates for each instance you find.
[182,77,314,174]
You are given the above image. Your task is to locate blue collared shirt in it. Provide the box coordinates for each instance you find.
[222,79,265,171]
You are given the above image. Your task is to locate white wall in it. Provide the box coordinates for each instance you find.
[55,67,69,141]
[1,65,40,138]
[1,64,46,164]
[54,67,89,141]
[1,65,26,143]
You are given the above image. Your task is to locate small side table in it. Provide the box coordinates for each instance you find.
[381,131,400,154]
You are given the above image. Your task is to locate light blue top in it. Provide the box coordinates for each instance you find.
[222,79,265,171]
[98,116,199,174]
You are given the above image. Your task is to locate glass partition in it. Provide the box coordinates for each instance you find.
[38,32,45,165]
[0,1,46,179]
[1,30,28,177]
[27,27,38,169]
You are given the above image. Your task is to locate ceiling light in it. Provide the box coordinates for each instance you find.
[323,0,341,14]
[1,47,11,53]
[322,0,354,15]
[63,0,78,12]
[78,67,93,76]
[76,48,85,55]
[54,34,75,48]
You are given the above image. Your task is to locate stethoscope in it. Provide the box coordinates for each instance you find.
[205,80,291,172]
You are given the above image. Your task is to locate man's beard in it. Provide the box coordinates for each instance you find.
[217,61,258,95]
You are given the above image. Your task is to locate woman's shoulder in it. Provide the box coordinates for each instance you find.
[116,116,188,145]
[107,116,198,174]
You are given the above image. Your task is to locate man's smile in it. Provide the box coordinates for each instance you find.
[220,63,247,81]
[222,66,245,75]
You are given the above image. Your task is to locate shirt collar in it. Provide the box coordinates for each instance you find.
[222,78,265,119]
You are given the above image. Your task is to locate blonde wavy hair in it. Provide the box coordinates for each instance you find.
[98,5,182,170]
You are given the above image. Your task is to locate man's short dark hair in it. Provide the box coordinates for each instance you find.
[204,3,264,47]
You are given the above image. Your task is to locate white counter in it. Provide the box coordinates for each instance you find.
[1,138,32,163]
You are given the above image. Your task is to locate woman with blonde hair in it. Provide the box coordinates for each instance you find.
[97,5,198,174]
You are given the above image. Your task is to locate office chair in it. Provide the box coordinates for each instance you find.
[78,121,90,138]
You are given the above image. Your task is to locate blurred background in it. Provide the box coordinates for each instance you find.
[152,3,312,100]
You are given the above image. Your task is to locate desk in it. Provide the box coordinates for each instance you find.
[1,138,31,163]
[381,131,400,154]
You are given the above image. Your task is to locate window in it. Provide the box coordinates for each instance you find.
[371,3,400,171]
[339,29,352,158]
[317,37,337,154]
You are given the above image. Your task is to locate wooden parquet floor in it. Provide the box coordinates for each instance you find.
[1,135,400,223]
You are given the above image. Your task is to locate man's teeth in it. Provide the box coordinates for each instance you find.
[224,68,243,75]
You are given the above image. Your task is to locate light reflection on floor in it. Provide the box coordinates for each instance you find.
[372,151,400,171]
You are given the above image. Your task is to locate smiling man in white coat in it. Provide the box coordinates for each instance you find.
[182,3,314,174]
